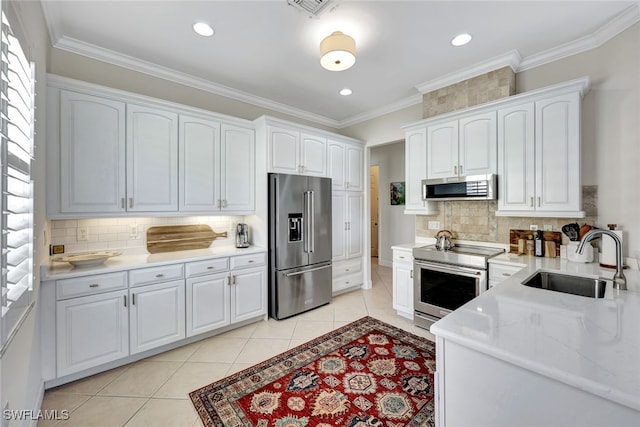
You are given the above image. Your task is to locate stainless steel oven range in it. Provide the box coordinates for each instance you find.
[413,244,504,329]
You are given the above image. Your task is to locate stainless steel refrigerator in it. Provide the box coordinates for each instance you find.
[268,173,332,320]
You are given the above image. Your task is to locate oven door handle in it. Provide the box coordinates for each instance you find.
[414,260,483,277]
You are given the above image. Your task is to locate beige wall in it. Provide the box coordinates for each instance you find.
[49,49,340,133]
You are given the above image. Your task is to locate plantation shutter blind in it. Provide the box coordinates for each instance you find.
[0,8,35,347]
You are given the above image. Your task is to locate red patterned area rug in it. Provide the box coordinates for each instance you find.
[190,316,435,427]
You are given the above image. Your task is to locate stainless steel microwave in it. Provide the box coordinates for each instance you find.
[422,174,497,201]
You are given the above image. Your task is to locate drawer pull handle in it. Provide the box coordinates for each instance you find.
[502,273,512,277]
[207,266,215,270]
[248,260,254,263]
[89,284,99,288]
[345,268,350,272]
[399,256,405,259]
[155,274,165,278]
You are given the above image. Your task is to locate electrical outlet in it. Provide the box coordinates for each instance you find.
[50,244,65,255]
[529,224,539,231]
[428,221,441,230]
[76,227,89,241]
[543,224,553,231]
[130,225,139,239]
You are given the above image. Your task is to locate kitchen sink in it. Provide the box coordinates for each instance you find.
[521,271,606,298]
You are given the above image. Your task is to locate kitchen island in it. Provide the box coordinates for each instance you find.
[431,255,640,426]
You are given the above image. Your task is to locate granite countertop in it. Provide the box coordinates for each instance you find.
[430,256,640,413]
[42,245,267,280]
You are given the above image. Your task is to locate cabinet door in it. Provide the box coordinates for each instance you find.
[346,193,364,259]
[393,262,413,315]
[328,141,346,190]
[221,124,255,211]
[331,192,347,261]
[459,112,497,176]
[129,280,185,354]
[231,267,266,323]
[427,120,459,179]
[269,126,299,174]
[126,105,178,212]
[56,290,128,377]
[535,93,581,213]
[497,103,535,211]
[405,128,427,210]
[300,133,327,176]
[186,272,230,337]
[179,115,221,211]
[346,144,364,191]
[60,91,126,213]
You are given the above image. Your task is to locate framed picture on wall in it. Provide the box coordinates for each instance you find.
[390,182,405,205]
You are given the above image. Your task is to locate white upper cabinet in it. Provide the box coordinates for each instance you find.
[268,126,327,176]
[427,112,496,179]
[404,127,437,214]
[328,140,363,191]
[48,77,257,217]
[126,104,179,212]
[221,124,255,212]
[300,133,327,176]
[59,91,126,213]
[427,120,459,179]
[497,103,535,212]
[459,112,497,176]
[179,115,221,211]
[497,91,583,217]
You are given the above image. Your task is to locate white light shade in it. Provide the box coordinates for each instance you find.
[339,88,352,96]
[320,31,356,71]
[193,22,214,37]
[451,33,472,46]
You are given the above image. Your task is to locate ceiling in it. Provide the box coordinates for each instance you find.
[40,0,639,128]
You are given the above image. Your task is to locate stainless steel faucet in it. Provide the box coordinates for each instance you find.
[577,229,627,291]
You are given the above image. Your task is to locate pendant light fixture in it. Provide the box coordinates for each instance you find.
[320,31,356,71]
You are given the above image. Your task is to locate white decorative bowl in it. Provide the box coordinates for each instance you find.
[52,250,122,267]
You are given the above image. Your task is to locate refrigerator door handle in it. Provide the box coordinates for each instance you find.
[285,264,331,277]
[309,190,315,253]
[303,191,309,253]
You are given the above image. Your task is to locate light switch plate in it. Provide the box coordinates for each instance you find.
[76,227,89,241]
[428,221,440,230]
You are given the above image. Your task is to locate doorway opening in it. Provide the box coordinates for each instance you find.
[370,165,380,264]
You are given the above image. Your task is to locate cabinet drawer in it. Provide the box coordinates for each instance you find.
[56,271,127,300]
[332,258,362,278]
[129,264,184,287]
[332,272,362,293]
[488,263,522,282]
[393,250,413,264]
[186,257,229,278]
[230,253,265,270]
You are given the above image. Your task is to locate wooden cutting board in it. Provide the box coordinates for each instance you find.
[146,224,228,254]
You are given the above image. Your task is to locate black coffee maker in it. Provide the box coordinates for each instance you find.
[235,223,249,248]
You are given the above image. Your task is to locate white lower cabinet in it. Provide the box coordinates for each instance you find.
[332,258,363,294]
[129,279,185,354]
[186,272,230,337]
[185,252,267,337]
[392,248,414,319]
[56,289,129,377]
[48,250,267,383]
[488,263,523,288]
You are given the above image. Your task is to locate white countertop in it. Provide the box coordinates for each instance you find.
[42,245,267,280]
[431,255,640,412]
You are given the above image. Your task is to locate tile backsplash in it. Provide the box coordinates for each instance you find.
[50,216,245,254]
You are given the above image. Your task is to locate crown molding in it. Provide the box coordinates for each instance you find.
[414,50,522,94]
[337,94,423,128]
[52,35,341,129]
[519,4,640,71]
[44,3,640,130]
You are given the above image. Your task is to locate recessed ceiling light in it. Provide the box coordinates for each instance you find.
[339,88,352,96]
[451,33,472,46]
[193,22,214,37]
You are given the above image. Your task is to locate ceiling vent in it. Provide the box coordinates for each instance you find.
[287,0,333,17]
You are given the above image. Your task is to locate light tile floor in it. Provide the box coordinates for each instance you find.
[38,261,434,427]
